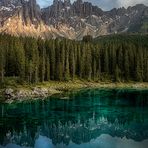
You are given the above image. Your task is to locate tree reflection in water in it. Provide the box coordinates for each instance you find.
[0,89,148,148]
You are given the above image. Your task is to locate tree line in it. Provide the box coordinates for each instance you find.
[0,34,148,84]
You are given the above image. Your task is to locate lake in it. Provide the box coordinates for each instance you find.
[0,88,148,148]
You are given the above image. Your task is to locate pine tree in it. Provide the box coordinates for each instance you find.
[80,44,86,78]
[69,44,76,79]
[0,45,5,83]
[92,47,97,80]
[135,50,143,82]
[85,43,92,80]
[124,50,129,81]
[55,39,63,81]
[38,39,46,82]
[115,64,120,82]
[64,43,70,81]
[50,40,56,80]
[45,56,50,81]
[104,48,109,74]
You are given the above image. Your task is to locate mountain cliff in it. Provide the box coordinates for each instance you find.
[0,0,147,39]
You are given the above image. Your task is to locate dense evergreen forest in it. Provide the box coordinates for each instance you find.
[0,34,148,85]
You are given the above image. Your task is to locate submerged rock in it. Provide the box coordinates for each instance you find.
[4,88,14,98]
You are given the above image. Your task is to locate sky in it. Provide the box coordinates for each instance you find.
[37,0,148,10]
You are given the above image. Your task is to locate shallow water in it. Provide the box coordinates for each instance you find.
[0,88,148,148]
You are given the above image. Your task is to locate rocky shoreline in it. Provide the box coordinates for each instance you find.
[2,87,62,101]
[0,81,148,103]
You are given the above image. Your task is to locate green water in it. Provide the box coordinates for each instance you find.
[0,88,148,148]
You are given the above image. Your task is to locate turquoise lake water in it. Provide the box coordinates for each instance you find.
[0,88,148,148]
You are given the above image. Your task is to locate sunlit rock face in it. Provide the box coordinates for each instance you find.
[0,0,147,39]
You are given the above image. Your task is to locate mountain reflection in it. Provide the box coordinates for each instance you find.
[0,89,148,148]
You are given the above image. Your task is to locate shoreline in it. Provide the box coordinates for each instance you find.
[0,80,148,103]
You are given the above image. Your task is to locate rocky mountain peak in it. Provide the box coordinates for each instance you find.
[64,0,71,6]
[0,0,147,39]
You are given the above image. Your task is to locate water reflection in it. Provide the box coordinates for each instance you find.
[0,89,148,148]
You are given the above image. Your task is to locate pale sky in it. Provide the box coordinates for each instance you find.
[37,0,148,10]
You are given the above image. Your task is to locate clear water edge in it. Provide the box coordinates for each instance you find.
[0,88,148,148]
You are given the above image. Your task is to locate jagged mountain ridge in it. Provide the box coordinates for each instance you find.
[0,0,148,39]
